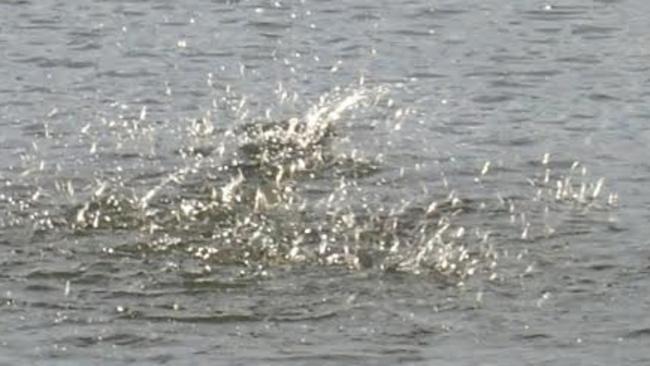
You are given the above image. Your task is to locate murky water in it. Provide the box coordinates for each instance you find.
[1,0,649,364]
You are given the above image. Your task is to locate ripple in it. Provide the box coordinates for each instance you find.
[98,69,159,78]
[625,328,650,339]
[571,25,621,39]
[522,7,590,21]
[471,93,515,104]
[123,311,261,324]
[16,56,96,69]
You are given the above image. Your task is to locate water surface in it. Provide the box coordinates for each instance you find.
[1,0,648,365]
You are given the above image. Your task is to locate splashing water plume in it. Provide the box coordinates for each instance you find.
[1,83,617,285]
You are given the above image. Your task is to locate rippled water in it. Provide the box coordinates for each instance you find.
[1,0,649,364]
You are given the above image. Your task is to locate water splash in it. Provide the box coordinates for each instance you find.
[0,83,617,285]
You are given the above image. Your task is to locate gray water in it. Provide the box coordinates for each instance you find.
[1,0,648,364]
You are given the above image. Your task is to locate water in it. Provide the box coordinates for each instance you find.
[1,0,648,364]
